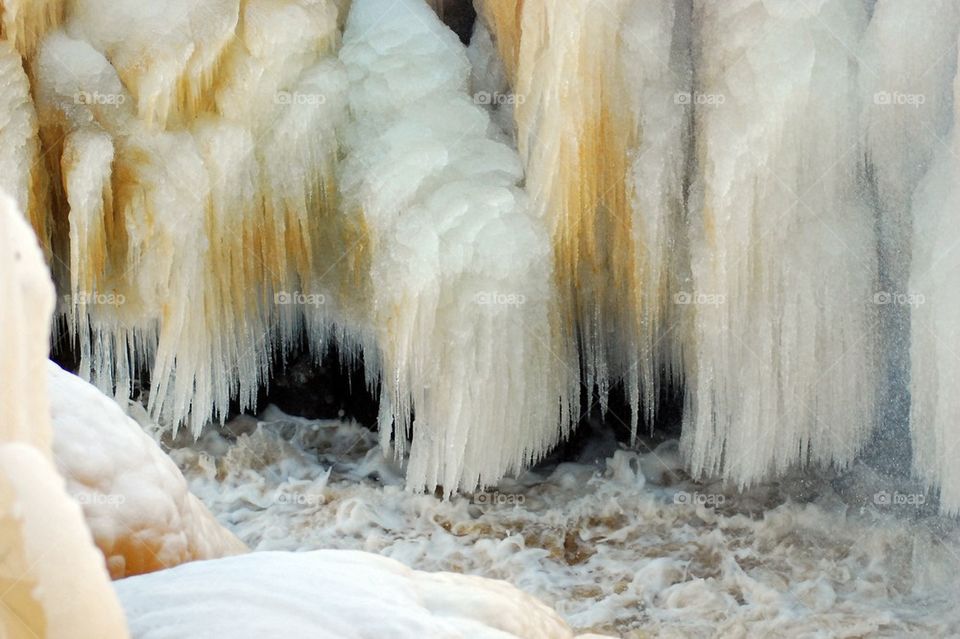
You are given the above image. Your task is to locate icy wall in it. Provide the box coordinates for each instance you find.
[2,0,960,510]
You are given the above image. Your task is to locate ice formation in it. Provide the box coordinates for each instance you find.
[6,0,960,511]
[481,0,691,438]
[116,550,583,638]
[910,46,960,515]
[339,0,566,492]
[0,0,65,59]
[48,361,247,578]
[0,41,47,253]
[27,0,351,437]
[681,0,878,485]
[861,0,960,453]
[0,193,129,638]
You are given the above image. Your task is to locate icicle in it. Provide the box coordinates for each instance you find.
[30,1,350,437]
[0,0,65,59]
[910,46,960,515]
[621,0,693,435]
[478,0,690,436]
[860,0,960,466]
[0,40,49,259]
[215,0,355,359]
[474,0,524,85]
[339,0,565,493]
[682,0,878,486]
[67,0,241,129]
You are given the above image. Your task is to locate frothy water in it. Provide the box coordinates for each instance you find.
[167,407,960,637]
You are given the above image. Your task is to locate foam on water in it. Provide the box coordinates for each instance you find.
[168,407,960,638]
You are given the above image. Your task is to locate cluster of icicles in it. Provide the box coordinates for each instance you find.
[3,0,960,511]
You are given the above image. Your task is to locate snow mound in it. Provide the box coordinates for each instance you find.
[0,444,130,638]
[48,361,248,578]
[0,192,128,638]
[0,191,54,452]
[115,549,579,639]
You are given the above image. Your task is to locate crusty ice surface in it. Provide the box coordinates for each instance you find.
[165,407,960,638]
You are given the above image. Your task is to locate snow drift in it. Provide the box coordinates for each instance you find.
[48,361,248,579]
[115,550,582,639]
[0,192,129,639]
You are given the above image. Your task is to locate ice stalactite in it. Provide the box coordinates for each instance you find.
[860,0,960,466]
[473,0,523,85]
[67,0,241,129]
[682,0,878,486]
[29,0,352,437]
[477,0,692,438]
[909,47,960,515]
[621,0,693,430]
[0,193,129,639]
[0,39,49,259]
[0,0,65,59]
[339,0,567,493]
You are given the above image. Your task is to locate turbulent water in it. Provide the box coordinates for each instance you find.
[163,407,960,638]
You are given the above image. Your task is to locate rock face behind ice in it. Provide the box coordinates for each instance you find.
[47,361,248,578]
[115,550,580,639]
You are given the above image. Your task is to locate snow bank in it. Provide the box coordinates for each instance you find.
[339,0,566,493]
[116,550,577,639]
[0,192,128,638]
[0,444,130,638]
[0,192,54,452]
[48,361,247,578]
